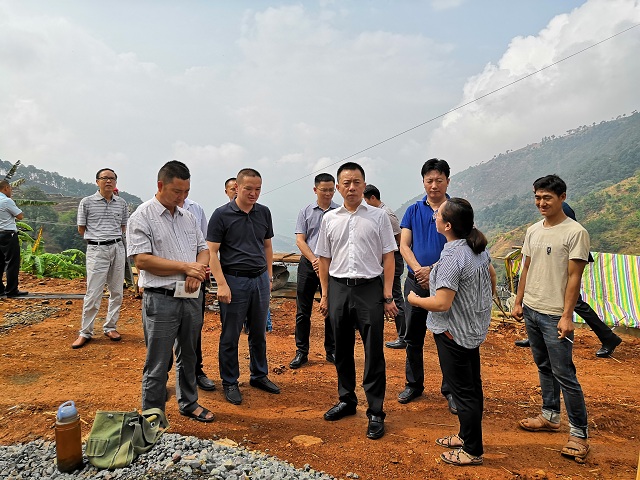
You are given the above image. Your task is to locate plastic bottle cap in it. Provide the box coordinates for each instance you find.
[57,401,78,421]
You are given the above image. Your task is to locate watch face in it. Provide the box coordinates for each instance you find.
[385,298,393,304]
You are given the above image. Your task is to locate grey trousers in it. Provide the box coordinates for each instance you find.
[141,290,202,413]
[79,242,125,337]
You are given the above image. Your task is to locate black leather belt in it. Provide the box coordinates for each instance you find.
[407,272,416,280]
[331,276,377,286]
[87,238,122,246]
[143,287,176,296]
[0,230,16,235]
[222,266,267,278]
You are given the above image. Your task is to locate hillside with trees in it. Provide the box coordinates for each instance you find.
[397,111,640,256]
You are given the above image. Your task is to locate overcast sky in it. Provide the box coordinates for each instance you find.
[1,0,638,235]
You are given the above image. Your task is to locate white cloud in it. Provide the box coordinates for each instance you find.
[428,0,640,173]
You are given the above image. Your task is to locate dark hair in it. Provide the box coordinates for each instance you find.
[237,168,261,184]
[314,173,335,185]
[337,162,365,181]
[532,174,566,196]
[96,168,117,180]
[158,160,190,183]
[224,177,237,187]
[421,158,450,178]
[0,180,10,190]
[363,184,380,200]
[440,197,487,254]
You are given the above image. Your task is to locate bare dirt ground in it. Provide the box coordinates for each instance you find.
[1,273,639,479]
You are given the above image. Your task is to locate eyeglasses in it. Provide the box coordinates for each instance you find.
[317,188,335,193]
[98,177,116,182]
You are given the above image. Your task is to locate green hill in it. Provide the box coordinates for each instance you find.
[397,111,640,256]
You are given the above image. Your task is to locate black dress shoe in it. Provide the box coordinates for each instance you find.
[366,415,385,439]
[325,352,335,364]
[515,338,530,348]
[223,384,242,405]
[6,290,28,297]
[385,338,407,349]
[446,394,458,415]
[196,374,216,391]
[249,376,280,394]
[596,335,622,358]
[289,352,308,369]
[397,387,423,404]
[323,401,356,421]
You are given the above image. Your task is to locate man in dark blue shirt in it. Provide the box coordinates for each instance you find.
[207,168,280,405]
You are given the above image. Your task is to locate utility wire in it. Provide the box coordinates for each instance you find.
[262,23,639,196]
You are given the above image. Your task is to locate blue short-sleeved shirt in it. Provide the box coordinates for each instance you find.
[400,195,447,273]
[207,200,274,271]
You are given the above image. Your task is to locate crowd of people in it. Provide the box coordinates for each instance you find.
[39,158,624,467]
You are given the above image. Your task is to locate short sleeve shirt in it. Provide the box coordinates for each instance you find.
[206,200,274,271]
[77,191,128,241]
[427,239,493,349]
[294,200,340,254]
[316,200,397,278]
[522,217,590,315]
[379,202,401,237]
[183,198,208,237]
[400,196,447,273]
[0,192,21,231]
[127,196,208,289]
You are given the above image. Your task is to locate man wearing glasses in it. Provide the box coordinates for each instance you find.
[72,168,129,349]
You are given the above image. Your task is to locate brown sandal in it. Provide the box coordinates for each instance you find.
[435,434,464,448]
[519,414,560,432]
[440,448,483,466]
[561,435,589,463]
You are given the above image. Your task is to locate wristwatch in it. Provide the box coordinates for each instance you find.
[384,297,394,304]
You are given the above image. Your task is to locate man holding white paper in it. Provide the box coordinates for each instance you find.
[127,160,214,422]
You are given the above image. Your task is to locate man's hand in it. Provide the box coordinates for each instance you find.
[217,283,232,304]
[311,257,320,273]
[319,295,328,316]
[511,303,523,322]
[414,265,430,289]
[184,262,207,282]
[557,314,575,339]
[184,276,201,293]
[384,300,398,318]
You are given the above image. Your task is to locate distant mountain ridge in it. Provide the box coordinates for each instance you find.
[396,111,640,255]
[0,159,143,206]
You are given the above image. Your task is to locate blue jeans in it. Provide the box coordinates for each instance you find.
[219,272,270,386]
[524,305,588,438]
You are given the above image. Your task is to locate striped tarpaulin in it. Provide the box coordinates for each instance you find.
[581,252,640,328]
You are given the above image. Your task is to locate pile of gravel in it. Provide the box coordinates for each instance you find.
[0,433,340,480]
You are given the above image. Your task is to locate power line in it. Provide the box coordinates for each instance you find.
[262,23,639,196]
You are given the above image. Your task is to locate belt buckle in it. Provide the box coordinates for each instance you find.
[346,278,356,287]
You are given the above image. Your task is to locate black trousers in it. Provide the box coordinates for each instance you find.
[294,257,335,355]
[391,250,406,340]
[0,231,20,295]
[575,294,617,345]
[329,276,385,417]
[434,332,484,457]
[403,275,450,396]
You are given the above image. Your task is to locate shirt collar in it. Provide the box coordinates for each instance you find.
[313,200,340,211]
[337,199,369,214]
[151,195,183,217]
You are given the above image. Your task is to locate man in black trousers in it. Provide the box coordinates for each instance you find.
[0,180,27,297]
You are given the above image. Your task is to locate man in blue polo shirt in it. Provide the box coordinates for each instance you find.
[398,158,455,414]
[207,168,280,405]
